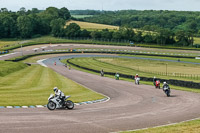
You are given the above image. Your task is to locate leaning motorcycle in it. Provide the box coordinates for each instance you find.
[135,77,140,85]
[155,80,160,89]
[163,86,170,97]
[115,74,119,80]
[47,94,74,110]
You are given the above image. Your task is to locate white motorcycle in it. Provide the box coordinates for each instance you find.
[47,94,74,110]
[135,77,140,85]
[163,86,171,97]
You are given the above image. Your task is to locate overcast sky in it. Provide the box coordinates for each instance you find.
[1,0,200,11]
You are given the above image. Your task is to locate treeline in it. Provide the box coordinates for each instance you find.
[83,10,200,33]
[59,23,194,46]
[0,7,70,38]
[70,10,101,15]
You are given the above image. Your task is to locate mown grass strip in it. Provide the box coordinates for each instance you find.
[0,61,28,76]
[0,65,105,106]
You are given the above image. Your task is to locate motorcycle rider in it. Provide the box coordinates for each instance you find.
[100,69,104,77]
[162,82,170,89]
[135,74,139,84]
[153,76,157,86]
[53,87,65,105]
[115,72,119,80]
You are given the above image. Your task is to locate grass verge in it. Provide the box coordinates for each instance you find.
[61,57,200,93]
[122,119,200,133]
[64,57,200,82]
[0,64,105,106]
[0,61,28,76]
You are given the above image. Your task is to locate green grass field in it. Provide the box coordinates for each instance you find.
[0,61,28,76]
[65,57,200,82]
[0,64,104,106]
[72,15,94,19]
[122,119,200,133]
[66,20,119,31]
[194,37,200,45]
[0,40,20,49]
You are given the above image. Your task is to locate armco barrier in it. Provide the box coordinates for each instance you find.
[67,59,200,89]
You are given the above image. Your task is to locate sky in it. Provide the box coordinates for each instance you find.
[1,0,200,11]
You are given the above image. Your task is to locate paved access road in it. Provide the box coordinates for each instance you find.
[0,55,200,133]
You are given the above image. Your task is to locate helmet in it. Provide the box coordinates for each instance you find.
[53,87,58,92]
[163,82,167,85]
[136,74,138,76]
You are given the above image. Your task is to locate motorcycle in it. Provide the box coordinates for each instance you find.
[163,86,170,97]
[100,71,104,77]
[115,74,119,80]
[47,94,74,110]
[155,80,160,89]
[135,77,140,85]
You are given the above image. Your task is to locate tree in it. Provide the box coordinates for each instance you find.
[143,33,154,43]
[133,31,143,42]
[80,29,91,38]
[112,31,123,40]
[0,8,8,12]
[18,7,26,16]
[120,27,135,40]
[0,13,18,38]
[65,23,81,37]
[59,7,71,20]
[50,18,66,37]
[175,30,189,46]
[17,15,33,38]
[90,30,101,39]
[101,29,112,39]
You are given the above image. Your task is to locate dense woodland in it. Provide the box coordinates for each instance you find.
[83,10,200,33]
[0,8,198,46]
[0,7,71,38]
[82,10,200,46]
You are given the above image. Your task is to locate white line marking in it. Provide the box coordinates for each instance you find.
[22,106,28,108]
[36,105,44,108]
[0,52,18,58]
[37,59,48,67]
[6,106,13,109]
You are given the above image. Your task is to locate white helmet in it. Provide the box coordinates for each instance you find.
[53,87,58,92]
[136,74,138,76]
[163,82,167,85]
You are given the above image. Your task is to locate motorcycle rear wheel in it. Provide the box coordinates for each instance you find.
[47,101,56,110]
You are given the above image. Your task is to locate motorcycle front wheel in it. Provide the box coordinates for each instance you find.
[165,90,170,97]
[47,101,56,110]
[66,100,74,109]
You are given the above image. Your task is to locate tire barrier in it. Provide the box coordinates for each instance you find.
[67,59,200,89]
[0,51,9,54]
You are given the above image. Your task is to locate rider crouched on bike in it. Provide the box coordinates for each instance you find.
[54,87,65,105]
[162,82,170,89]
[153,76,157,86]
[135,74,139,79]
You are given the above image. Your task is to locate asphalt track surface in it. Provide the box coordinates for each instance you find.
[0,45,200,133]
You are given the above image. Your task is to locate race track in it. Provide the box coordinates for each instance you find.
[0,45,200,133]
